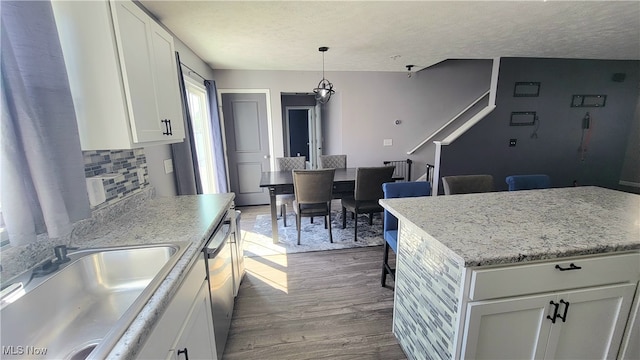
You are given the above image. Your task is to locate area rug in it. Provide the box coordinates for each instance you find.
[243,211,385,257]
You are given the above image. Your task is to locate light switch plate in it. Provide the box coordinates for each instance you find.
[383,139,393,146]
[164,159,174,174]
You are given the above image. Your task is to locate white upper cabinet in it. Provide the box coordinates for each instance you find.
[52,0,185,150]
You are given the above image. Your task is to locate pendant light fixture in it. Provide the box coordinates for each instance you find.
[313,46,335,104]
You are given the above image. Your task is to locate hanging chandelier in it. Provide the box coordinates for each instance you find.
[313,47,335,104]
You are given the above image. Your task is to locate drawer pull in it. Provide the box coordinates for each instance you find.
[546,301,559,323]
[555,263,582,271]
[177,348,189,360]
[558,300,570,323]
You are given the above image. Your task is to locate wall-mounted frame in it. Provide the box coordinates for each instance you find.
[571,94,607,107]
[513,82,540,97]
[510,111,537,126]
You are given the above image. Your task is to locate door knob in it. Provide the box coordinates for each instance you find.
[263,155,270,159]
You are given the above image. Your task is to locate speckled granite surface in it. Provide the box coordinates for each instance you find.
[380,186,640,267]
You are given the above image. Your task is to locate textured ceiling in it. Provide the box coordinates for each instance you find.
[139,1,640,72]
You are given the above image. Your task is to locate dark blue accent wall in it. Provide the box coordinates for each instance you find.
[439,58,639,192]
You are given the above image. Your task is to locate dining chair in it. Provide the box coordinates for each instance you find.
[276,156,306,226]
[319,154,347,169]
[292,168,336,245]
[341,166,395,241]
[442,174,494,195]
[505,174,551,191]
[383,159,412,181]
[381,181,431,287]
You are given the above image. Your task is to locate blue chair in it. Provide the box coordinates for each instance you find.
[381,181,431,287]
[505,174,551,191]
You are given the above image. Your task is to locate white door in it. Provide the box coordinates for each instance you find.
[222,93,270,206]
[544,283,636,360]
[463,293,555,360]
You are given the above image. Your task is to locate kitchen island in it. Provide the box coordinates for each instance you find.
[379,186,640,360]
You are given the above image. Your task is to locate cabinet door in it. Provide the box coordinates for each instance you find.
[110,0,165,143]
[149,22,185,141]
[171,281,217,360]
[544,283,636,360]
[462,293,555,360]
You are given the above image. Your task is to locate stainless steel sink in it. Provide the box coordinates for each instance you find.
[0,243,187,359]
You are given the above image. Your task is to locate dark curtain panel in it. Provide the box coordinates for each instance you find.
[204,80,228,193]
[171,52,202,195]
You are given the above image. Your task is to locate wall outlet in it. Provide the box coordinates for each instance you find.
[383,139,393,146]
[164,159,174,174]
[509,139,517,147]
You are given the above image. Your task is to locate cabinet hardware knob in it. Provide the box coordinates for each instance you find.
[547,300,559,323]
[555,263,582,271]
[177,348,189,360]
[558,300,570,322]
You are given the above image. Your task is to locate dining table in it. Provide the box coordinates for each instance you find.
[259,167,402,243]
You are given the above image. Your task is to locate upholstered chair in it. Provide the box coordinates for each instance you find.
[442,174,494,195]
[341,166,395,241]
[319,154,347,169]
[382,181,431,287]
[505,174,551,191]
[276,156,306,226]
[292,169,336,245]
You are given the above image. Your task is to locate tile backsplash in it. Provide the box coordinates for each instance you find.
[83,149,148,209]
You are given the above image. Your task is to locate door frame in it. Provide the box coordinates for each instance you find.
[216,89,274,190]
[284,105,315,167]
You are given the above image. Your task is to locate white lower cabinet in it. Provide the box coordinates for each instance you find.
[168,282,216,360]
[138,257,217,360]
[460,253,640,360]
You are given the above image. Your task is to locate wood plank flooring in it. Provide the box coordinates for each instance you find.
[223,205,405,360]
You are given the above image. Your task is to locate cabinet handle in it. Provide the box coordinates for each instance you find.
[557,300,570,323]
[546,301,559,323]
[555,263,582,271]
[161,119,173,136]
[177,348,189,360]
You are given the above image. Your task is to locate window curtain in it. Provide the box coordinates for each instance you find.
[171,52,202,195]
[1,1,90,246]
[205,80,228,193]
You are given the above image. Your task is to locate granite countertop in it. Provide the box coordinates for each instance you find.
[72,192,235,359]
[380,186,640,267]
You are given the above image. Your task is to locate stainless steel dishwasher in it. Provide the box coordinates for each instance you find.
[204,212,234,360]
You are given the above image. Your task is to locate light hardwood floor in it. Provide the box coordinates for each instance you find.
[223,205,405,360]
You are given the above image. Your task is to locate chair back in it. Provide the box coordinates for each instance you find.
[442,174,494,195]
[505,174,551,191]
[277,156,306,171]
[292,169,335,204]
[383,181,431,233]
[354,166,396,201]
[319,155,347,169]
[383,159,412,181]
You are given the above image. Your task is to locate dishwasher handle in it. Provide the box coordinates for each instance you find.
[204,218,232,259]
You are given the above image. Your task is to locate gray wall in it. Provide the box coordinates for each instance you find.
[440,58,640,192]
[212,59,493,179]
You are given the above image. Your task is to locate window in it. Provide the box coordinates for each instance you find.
[184,77,218,194]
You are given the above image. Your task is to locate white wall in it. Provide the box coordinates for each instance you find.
[212,60,492,179]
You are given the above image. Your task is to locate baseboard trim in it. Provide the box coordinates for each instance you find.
[619,180,640,188]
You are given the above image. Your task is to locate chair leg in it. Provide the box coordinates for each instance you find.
[342,206,347,229]
[311,217,314,224]
[327,213,333,243]
[369,212,373,225]
[282,204,287,227]
[354,212,358,242]
[296,213,301,245]
[381,241,390,287]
